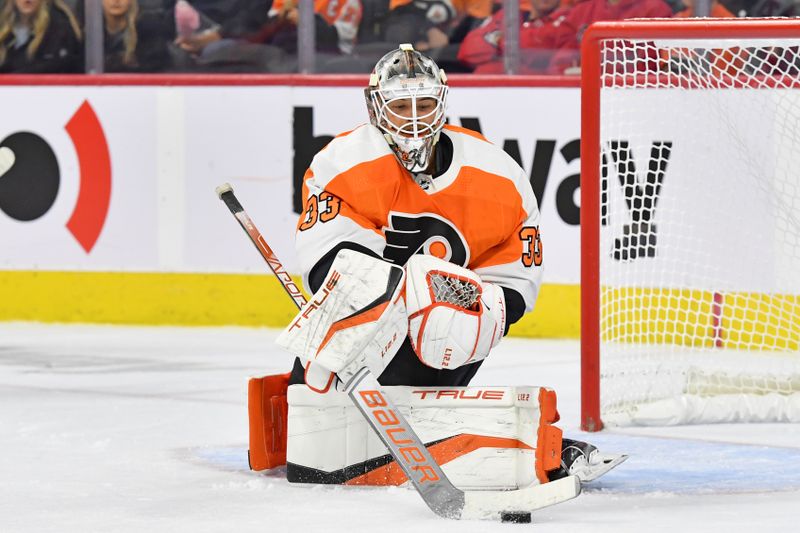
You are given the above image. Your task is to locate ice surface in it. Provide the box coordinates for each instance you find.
[1,323,798,532]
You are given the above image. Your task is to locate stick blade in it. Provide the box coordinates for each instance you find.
[460,475,581,521]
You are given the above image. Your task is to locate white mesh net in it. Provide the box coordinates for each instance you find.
[597,34,800,425]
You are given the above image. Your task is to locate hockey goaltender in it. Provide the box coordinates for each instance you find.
[243,44,626,519]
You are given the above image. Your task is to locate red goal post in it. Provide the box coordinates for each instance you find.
[580,18,800,432]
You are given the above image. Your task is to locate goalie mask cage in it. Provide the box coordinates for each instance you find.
[580,19,800,431]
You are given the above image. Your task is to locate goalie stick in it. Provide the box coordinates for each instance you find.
[215,182,581,520]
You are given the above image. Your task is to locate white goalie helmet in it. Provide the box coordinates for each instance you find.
[365,44,449,173]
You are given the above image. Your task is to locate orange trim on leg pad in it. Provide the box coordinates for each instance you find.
[344,434,532,486]
[535,388,563,484]
[248,373,290,471]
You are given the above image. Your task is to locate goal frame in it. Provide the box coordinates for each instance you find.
[580,18,800,432]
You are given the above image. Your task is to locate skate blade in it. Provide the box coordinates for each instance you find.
[577,454,629,483]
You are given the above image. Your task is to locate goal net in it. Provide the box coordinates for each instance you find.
[580,19,800,430]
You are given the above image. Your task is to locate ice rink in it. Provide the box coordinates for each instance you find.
[2,322,799,533]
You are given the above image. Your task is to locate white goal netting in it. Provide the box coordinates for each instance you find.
[597,34,800,425]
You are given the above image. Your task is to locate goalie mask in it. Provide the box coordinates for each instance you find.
[365,44,449,173]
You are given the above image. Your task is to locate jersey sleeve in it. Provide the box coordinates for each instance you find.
[471,164,543,315]
[294,126,393,292]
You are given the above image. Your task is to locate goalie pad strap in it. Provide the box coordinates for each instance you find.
[303,361,336,394]
[248,373,289,471]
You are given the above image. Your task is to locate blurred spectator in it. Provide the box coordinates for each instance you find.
[384,0,454,52]
[384,0,491,52]
[457,0,526,71]
[717,1,799,75]
[103,0,171,71]
[172,0,268,53]
[449,0,496,43]
[379,0,492,71]
[0,0,82,72]
[672,0,735,16]
[661,1,740,76]
[169,0,271,71]
[720,0,799,16]
[357,0,390,44]
[313,0,393,72]
[545,0,674,74]
[458,0,568,73]
[249,0,362,55]
[174,0,199,37]
[518,0,572,72]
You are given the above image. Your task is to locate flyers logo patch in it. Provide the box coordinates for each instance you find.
[383,212,469,266]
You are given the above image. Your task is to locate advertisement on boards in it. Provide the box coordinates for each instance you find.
[0,84,583,284]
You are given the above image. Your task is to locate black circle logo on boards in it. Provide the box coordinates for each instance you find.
[0,132,60,221]
[0,100,112,253]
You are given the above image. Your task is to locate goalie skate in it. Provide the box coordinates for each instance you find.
[551,439,628,483]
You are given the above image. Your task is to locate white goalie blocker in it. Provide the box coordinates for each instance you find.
[276,249,408,389]
[286,384,563,489]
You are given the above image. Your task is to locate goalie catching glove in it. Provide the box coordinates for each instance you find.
[405,255,506,369]
[276,249,407,390]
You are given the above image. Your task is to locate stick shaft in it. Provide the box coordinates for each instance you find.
[217,186,307,309]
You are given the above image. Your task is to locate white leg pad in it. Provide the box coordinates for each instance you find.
[286,385,563,490]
